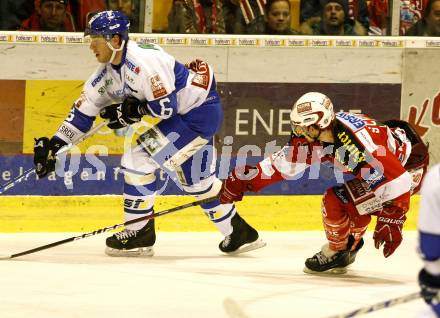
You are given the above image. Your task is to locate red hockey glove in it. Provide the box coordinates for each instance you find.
[373,206,407,258]
[219,165,258,204]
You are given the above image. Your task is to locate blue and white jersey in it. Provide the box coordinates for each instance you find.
[55,41,214,144]
[419,164,440,275]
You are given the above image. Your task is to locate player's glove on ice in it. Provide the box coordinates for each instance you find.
[100,96,149,129]
[419,268,440,305]
[373,206,406,257]
[33,137,67,178]
[219,165,256,204]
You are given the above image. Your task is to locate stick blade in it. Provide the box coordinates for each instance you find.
[0,255,12,260]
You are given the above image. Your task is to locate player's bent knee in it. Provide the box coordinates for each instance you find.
[121,147,159,176]
[184,177,222,201]
[322,186,351,219]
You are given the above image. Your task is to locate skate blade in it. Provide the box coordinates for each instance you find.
[225,238,267,255]
[105,246,154,257]
[303,266,348,275]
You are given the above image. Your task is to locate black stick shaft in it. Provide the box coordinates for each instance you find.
[3,197,216,259]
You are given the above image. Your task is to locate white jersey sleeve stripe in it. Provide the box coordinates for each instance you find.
[374,170,411,202]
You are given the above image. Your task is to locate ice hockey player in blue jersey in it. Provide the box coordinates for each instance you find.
[32,10,265,257]
[418,163,440,316]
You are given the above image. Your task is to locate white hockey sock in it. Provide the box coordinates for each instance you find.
[201,199,237,236]
[123,174,156,231]
[321,243,338,257]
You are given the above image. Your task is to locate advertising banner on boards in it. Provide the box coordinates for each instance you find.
[0,80,402,195]
[401,49,440,165]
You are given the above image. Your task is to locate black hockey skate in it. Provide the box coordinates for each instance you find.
[348,238,364,265]
[219,213,266,255]
[105,219,156,257]
[304,246,350,274]
[304,236,362,274]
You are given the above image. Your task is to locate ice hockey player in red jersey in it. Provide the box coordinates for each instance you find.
[218,92,429,274]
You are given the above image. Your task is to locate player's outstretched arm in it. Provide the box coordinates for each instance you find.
[218,163,286,204]
[218,137,323,204]
[33,97,99,179]
[219,166,257,204]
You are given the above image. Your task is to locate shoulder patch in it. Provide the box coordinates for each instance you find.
[149,74,167,99]
[190,61,210,90]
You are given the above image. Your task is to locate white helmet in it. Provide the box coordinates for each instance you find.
[290,92,335,129]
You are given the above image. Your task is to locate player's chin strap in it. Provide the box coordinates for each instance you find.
[106,39,126,64]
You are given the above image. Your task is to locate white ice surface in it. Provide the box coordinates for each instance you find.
[0,231,436,318]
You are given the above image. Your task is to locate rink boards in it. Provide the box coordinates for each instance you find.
[0,195,420,232]
[0,33,437,234]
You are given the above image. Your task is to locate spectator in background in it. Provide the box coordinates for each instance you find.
[70,0,106,31]
[300,0,367,35]
[300,0,369,31]
[406,0,440,35]
[0,0,35,30]
[168,0,187,33]
[368,0,389,35]
[168,0,226,34]
[219,0,266,34]
[400,0,428,35]
[20,0,75,31]
[222,0,244,34]
[247,0,300,34]
[106,0,140,32]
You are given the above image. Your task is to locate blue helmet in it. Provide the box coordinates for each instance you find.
[85,10,130,41]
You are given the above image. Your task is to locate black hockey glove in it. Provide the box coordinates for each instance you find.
[419,268,440,305]
[33,137,67,178]
[100,96,150,129]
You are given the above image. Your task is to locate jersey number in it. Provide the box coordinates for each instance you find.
[148,97,173,119]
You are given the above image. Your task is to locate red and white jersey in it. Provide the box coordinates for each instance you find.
[253,112,413,205]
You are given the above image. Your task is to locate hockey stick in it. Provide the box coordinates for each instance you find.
[0,196,217,260]
[326,291,421,318]
[0,121,108,195]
